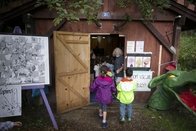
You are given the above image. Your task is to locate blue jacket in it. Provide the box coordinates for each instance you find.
[91,76,116,104]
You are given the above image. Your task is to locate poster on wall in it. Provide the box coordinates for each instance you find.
[135,41,144,52]
[0,34,50,86]
[132,71,152,91]
[0,85,21,117]
[135,57,143,67]
[127,41,135,53]
[127,56,135,67]
[142,57,151,67]
[127,56,151,68]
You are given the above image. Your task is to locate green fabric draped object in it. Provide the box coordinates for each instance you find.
[148,70,196,116]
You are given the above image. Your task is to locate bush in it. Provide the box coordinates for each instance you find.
[178,30,196,70]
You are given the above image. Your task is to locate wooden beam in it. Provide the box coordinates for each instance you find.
[45,20,66,38]
[142,21,176,55]
[169,1,196,22]
[172,17,182,61]
[0,1,38,23]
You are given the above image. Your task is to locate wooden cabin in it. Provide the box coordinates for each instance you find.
[0,0,196,113]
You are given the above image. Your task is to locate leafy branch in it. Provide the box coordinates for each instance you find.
[36,0,103,26]
[116,0,170,19]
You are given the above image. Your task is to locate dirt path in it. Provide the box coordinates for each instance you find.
[57,103,159,131]
[5,102,196,131]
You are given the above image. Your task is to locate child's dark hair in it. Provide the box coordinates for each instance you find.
[100,65,109,76]
[126,68,133,77]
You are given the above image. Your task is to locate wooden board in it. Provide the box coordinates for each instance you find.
[54,31,90,113]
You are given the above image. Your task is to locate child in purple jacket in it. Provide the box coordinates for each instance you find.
[91,65,116,128]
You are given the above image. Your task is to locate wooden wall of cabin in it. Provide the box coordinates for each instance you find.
[34,18,173,103]
[32,1,175,103]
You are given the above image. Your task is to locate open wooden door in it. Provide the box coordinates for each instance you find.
[53,31,90,113]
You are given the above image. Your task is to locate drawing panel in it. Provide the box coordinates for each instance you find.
[135,57,143,67]
[0,85,21,117]
[143,57,151,67]
[0,34,50,86]
[127,56,135,67]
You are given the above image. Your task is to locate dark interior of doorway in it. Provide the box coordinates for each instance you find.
[90,34,125,103]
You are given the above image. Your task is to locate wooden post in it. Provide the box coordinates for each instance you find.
[172,16,184,62]
[158,45,162,76]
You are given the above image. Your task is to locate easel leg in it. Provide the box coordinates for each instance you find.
[40,88,58,130]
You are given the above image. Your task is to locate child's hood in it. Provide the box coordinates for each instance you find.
[95,76,113,87]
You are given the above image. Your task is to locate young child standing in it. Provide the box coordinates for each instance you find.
[116,68,137,123]
[93,57,101,78]
[91,65,116,128]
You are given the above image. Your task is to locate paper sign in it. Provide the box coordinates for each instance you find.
[0,85,21,117]
[133,71,152,91]
[127,41,135,53]
[136,41,144,52]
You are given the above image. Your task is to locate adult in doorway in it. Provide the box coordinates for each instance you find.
[112,47,124,84]
[90,49,96,82]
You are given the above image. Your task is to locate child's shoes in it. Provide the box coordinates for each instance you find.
[127,117,131,122]
[101,122,108,128]
[98,114,103,119]
[119,117,125,124]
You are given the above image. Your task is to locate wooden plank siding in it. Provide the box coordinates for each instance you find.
[34,19,174,103]
[0,0,195,106]
[31,1,178,103]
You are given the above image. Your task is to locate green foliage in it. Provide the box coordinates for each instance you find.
[116,0,170,19]
[37,0,103,26]
[178,31,196,70]
[3,0,194,26]
[116,0,133,8]
[37,0,170,26]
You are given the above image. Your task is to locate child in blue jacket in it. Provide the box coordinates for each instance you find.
[91,65,116,128]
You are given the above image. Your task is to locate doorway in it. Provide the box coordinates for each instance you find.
[90,33,125,102]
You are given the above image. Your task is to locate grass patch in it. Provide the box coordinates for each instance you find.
[141,106,196,131]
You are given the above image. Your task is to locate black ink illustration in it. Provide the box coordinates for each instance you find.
[0,35,49,86]
[0,86,21,117]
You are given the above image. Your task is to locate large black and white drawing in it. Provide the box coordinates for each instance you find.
[0,34,50,86]
[0,85,21,117]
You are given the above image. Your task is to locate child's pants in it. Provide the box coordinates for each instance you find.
[119,103,132,119]
[99,103,107,112]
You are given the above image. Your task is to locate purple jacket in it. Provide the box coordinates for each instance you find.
[91,76,116,104]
